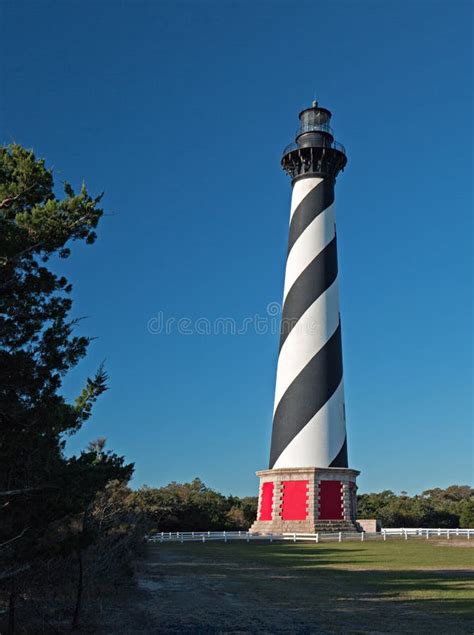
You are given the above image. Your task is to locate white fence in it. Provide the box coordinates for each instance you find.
[147,528,473,544]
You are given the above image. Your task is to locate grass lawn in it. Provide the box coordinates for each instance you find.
[141,539,474,633]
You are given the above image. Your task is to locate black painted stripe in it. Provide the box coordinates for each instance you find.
[329,436,348,468]
[279,236,338,351]
[287,178,334,256]
[270,324,344,469]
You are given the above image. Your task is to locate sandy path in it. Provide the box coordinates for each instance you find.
[92,547,320,634]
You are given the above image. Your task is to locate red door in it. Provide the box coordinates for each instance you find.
[281,480,309,520]
[259,482,274,521]
[319,480,343,520]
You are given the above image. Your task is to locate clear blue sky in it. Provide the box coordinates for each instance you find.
[1,1,472,496]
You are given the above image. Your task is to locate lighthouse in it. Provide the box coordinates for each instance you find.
[251,102,360,533]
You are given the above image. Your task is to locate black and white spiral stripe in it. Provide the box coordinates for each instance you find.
[269,176,348,469]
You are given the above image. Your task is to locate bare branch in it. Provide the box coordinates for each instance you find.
[0,485,58,497]
[3,213,91,265]
[0,184,36,209]
[0,527,28,549]
[0,564,31,581]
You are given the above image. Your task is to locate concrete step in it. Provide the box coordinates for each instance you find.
[313,521,360,532]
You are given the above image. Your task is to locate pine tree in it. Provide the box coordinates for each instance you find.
[0,144,133,630]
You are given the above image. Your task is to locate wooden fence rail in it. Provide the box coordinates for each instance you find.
[146,528,473,544]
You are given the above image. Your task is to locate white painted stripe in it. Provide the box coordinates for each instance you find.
[273,279,340,414]
[283,203,335,302]
[273,379,346,469]
[289,177,322,221]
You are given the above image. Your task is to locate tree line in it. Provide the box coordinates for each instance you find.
[101,480,474,535]
[357,485,473,529]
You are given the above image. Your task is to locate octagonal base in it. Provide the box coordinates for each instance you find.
[250,467,360,534]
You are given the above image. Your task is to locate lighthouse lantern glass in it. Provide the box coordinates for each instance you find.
[299,108,332,135]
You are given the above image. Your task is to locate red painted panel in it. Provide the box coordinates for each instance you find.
[319,480,343,520]
[281,480,308,520]
[259,482,274,521]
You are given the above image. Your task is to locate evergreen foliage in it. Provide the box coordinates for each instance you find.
[131,478,258,532]
[0,144,133,631]
[357,485,473,528]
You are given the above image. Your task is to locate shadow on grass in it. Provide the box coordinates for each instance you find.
[149,542,474,631]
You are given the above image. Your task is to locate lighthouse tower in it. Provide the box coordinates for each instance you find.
[251,102,360,533]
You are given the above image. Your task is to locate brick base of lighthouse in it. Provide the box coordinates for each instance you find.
[250,467,360,534]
